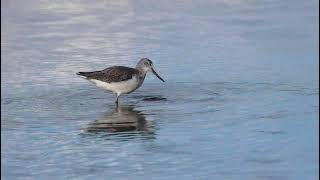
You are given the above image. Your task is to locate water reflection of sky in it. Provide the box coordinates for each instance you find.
[2,0,318,91]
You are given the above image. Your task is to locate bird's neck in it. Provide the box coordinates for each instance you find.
[136,66,148,75]
[136,68,147,83]
[138,71,147,80]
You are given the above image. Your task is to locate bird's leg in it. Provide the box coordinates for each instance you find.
[115,93,120,106]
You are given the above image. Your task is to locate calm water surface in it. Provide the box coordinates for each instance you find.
[1,0,319,179]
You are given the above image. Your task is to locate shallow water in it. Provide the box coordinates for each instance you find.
[1,0,319,179]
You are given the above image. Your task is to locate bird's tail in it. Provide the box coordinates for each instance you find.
[77,72,86,76]
[76,71,92,78]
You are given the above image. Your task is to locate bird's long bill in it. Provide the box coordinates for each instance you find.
[151,68,165,82]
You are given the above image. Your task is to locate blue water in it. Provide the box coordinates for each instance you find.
[1,0,319,179]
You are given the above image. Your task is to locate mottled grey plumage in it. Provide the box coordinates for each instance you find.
[77,58,165,105]
[77,66,139,83]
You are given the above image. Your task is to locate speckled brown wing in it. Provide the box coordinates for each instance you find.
[77,66,139,83]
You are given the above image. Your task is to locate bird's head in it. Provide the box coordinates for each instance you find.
[136,58,165,82]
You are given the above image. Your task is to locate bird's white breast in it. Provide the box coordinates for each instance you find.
[88,76,140,95]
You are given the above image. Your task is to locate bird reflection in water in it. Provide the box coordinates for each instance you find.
[83,105,154,136]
